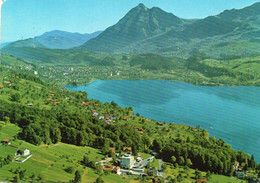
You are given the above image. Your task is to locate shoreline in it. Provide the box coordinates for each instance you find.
[64,78,260,87]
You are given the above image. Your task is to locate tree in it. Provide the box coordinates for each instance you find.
[177,173,183,182]
[178,156,185,166]
[171,156,176,164]
[206,171,211,179]
[19,170,26,180]
[10,93,21,102]
[3,116,10,123]
[73,170,81,183]
[195,169,202,179]
[96,176,104,183]
[186,159,192,167]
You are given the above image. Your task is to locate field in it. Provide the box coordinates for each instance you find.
[0,123,139,183]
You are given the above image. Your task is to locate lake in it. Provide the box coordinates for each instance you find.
[65,80,260,162]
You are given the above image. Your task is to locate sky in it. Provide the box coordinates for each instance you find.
[1,0,260,43]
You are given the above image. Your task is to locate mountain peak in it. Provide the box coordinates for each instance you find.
[138,3,146,8]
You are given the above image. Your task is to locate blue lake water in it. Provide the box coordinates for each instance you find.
[65,80,260,162]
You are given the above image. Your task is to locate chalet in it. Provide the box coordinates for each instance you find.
[6,81,11,86]
[196,179,207,183]
[134,127,143,131]
[123,117,130,121]
[123,147,132,153]
[109,147,115,153]
[82,102,89,106]
[1,139,11,145]
[98,115,105,120]
[112,166,121,174]
[54,102,60,105]
[16,148,30,156]
[102,165,121,175]
[233,161,239,169]
[103,164,113,171]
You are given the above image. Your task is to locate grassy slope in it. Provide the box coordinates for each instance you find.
[0,123,138,183]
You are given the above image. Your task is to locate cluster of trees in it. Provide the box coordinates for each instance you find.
[130,54,178,70]
[152,135,258,175]
[0,155,12,168]
[186,54,255,80]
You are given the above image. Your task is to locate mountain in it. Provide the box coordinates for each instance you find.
[1,42,12,48]
[34,30,102,49]
[3,38,47,49]
[3,30,102,50]
[77,3,186,52]
[78,2,260,57]
[120,2,260,56]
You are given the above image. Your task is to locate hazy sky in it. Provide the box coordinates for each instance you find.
[1,0,260,43]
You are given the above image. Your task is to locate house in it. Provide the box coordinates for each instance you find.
[6,81,11,86]
[54,102,60,105]
[27,103,33,106]
[103,164,113,171]
[233,161,239,169]
[102,165,121,175]
[82,102,89,106]
[1,139,11,145]
[105,117,110,120]
[16,148,30,156]
[158,122,164,126]
[196,179,207,183]
[46,98,52,101]
[0,84,4,89]
[123,147,132,153]
[112,166,121,174]
[98,115,105,120]
[139,131,144,135]
[109,147,115,153]
[123,117,130,121]
[120,154,135,169]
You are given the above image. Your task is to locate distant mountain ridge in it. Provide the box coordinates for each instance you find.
[4,30,102,50]
[34,30,102,49]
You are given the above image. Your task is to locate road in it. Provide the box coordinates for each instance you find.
[158,159,168,183]
[134,156,154,168]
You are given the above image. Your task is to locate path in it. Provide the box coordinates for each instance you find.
[158,159,168,183]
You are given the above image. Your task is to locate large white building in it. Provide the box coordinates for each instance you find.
[120,154,135,169]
